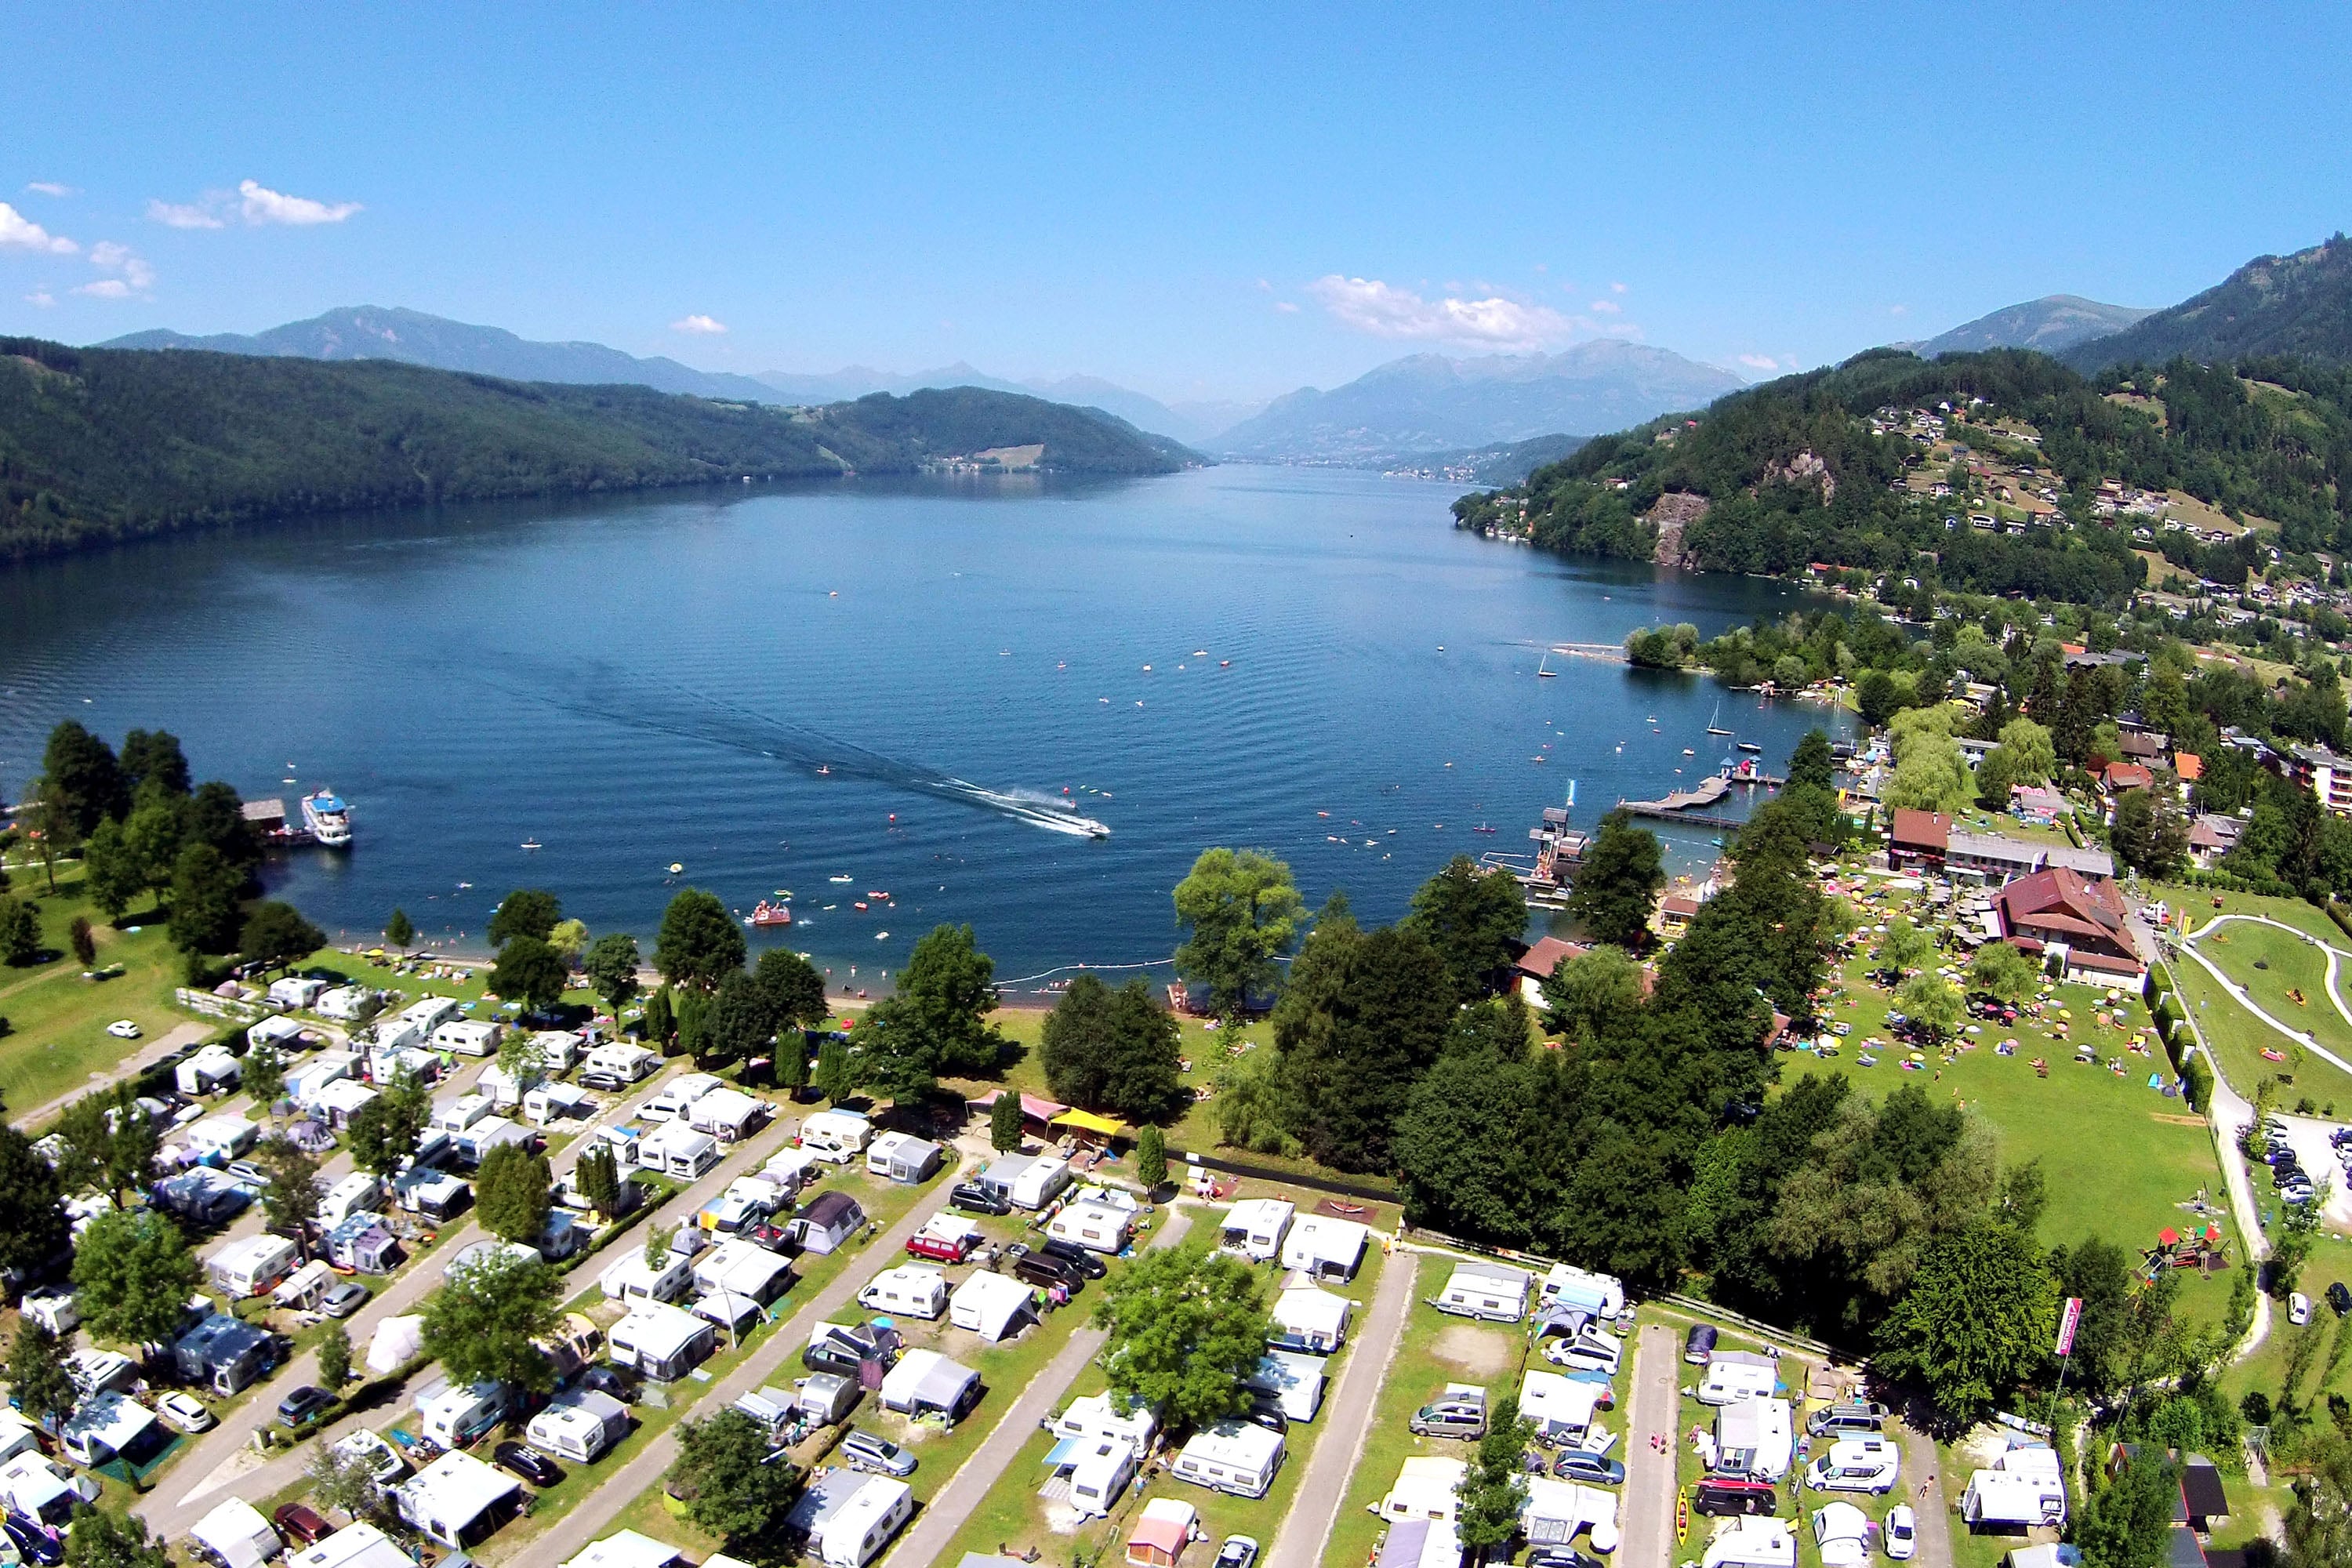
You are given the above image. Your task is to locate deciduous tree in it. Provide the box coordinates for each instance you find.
[1406,856,1530,1004]
[165,843,243,954]
[475,1142,554,1247]
[583,933,641,1030]
[1539,946,1643,1044]
[1091,1243,1270,1429]
[384,908,416,951]
[485,889,562,947]
[256,1135,323,1242]
[668,1408,798,1551]
[0,895,39,967]
[989,1091,1023,1152]
[857,924,1006,1101]
[1875,916,1936,975]
[421,1246,562,1393]
[1562,810,1664,949]
[488,935,567,1012]
[1455,1416,1535,1551]
[241,1042,286,1112]
[318,1321,353,1389]
[1273,923,1453,1173]
[1969,941,2042,1005]
[1895,973,1965,1043]
[755,947,828,1033]
[1172,848,1305,1018]
[79,819,143,921]
[9,1322,74,1433]
[702,969,778,1069]
[71,1208,201,1348]
[40,721,125,837]
[345,1069,430,1178]
[654,888,746,991]
[0,1125,67,1292]
[1040,975,1184,1121]
[240,901,325,975]
[1874,1221,2056,1429]
[61,1507,172,1568]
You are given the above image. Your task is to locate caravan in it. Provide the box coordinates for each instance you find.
[1219,1199,1294,1261]
[525,1390,630,1465]
[1066,1439,1139,1519]
[800,1109,873,1163]
[1540,1263,1628,1323]
[786,1471,914,1568]
[418,1381,510,1448]
[1171,1420,1284,1498]
[1279,1216,1369,1282]
[1698,1352,1782,1406]
[858,1265,949,1320]
[1434,1261,1533,1323]
[866,1131,943,1184]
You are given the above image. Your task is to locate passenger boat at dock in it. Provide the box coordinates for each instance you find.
[300,789,353,848]
[746,900,793,927]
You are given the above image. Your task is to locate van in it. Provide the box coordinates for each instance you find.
[1010,1250,1083,1292]
[1541,1325,1624,1375]
[1408,1385,1489,1440]
[1693,1479,1780,1517]
[1806,1403,1887,1439]
[1804,1437,1901,1496]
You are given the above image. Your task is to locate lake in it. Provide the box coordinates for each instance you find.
[0,466,1842,996]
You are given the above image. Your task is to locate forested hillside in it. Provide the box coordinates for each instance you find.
[0,341,1188,560]
[1454,347,2352,604]
[2063,235,2352,371]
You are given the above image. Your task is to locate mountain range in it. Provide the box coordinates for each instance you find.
[1210,341,1745,466]
[2060,236,2352,371]
[102,307,1238,446]
[1906,295,2155,358]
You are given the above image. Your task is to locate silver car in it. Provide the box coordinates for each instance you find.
[840,1428,916,1478]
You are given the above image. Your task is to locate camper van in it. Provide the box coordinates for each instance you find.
[1219,1198,1294,1261]
[1540,1320,1626,1375]
[858,1265,949,1320]
[1804,1437,1902,1496]
[1435,1261,1533,1323]
[418,1381,510,1449]
[801,1109,874,1163]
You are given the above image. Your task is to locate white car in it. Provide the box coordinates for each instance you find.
[106,1020,141,1040]
[1884,1504,1916,1560]
[154,1392,216,1433]
[1807,1437,1903,1496]
[332,1429,406,1483]
[2291,1291,2313,1326]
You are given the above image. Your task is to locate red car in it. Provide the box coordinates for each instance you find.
[906,1232,971,1264]
[274,1505,330,1546]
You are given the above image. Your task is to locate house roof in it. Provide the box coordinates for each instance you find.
[2176,753,2204,780]
[1889,810,1952,852]
[2104,762,2155,791]
[2180,1461,2230,1519]
[1517,936,1585,980]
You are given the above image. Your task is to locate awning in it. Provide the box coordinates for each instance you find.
[1051,1109,1129,1138]
[1043,1436,1083,1466]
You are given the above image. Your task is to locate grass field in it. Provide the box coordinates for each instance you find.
[0,865,203,1111]
[1784,937,2227,1302]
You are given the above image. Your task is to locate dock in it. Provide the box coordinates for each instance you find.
[1617,804,1755,831]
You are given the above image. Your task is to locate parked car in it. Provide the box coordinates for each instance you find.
[1806,1402,1889,1438]
[1526,1552,1604,1568]
[1039,1237,1109,1279]
[579,1069,631,1092]
[106,1021,141,1040]
[2292,1292,2314,1326]
[1214,1538,1262,1568]
[2329,1282,2352,1317]
[154,1392,216,1433]
[1409,1390,1488,1440]
[906,1232,972,1264]
[495,1441,564,1488]
[1243,1399,1287,1435]
[227,1159,269,1185]
[274,1504,331,1546]
[579,1366,640,1404]
[840,1429,917,1478]
[321,1281,370,1318]
[739,1221,800,1255]
[1885,1504,1917,1561]
[276,1385,333,1428]
[4,1515,64,1566]
[1552,1450,1627,1486]
[1684,1324,1719,1364]
[1006,1247,1083,1292]
[1692,1479,1779,1516]
[951,1181,1012,1216]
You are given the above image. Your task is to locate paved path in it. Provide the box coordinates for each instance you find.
[2165,937,2278,1362]
[882,1209,1201,1568]
[524,1181,958,1566]
[1895,1428,1953,1568]
[1261,1249,1417,1568]
[2178,919,2352,1079]
[1621,1322,1682,1568]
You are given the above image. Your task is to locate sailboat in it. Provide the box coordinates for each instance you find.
[1705,700,1733,736]
[1537,650,1557,678]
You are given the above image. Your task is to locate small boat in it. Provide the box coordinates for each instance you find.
[1537,650,1556,677]
[875,932,888,941]
[829,875,854,884]
[520,840,542,851]
[1193,649,1207,657]
[1472,824,1497,835]
[1219,659,1230,668]
[854,902,869,912]
[1706,700,1732,736]
[747,900,793,927]
[866,891,888,899]
[668,862,684,874]
[816,764,831,775]
[1737,741,1762,753]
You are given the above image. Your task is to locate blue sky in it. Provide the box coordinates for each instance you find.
[3,5,2348,404]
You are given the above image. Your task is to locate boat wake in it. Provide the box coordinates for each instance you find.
[497,664,1109,838]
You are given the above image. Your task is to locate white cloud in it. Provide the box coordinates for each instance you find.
[238,180,361,225]
[1308,274,1582,350]
[74,278,135,299]
[24,290,54,308]
[147,198,225,229]
[670,314,728,336]
[1889,304,1910,317]
[1739,354,1780,371]
[1589,299,1620,314]
[24,182,72,198]
[1273,300,1300,314]
[1610,281,1628,293]
[0,202,77,255]
[87,241,155,292]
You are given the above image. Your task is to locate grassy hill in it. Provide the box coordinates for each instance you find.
[1454,345,2352,602]
[0,341,1189,560]
[2065,235,2352,371]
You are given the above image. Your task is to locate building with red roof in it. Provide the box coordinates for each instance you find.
[1994,866,2145,981]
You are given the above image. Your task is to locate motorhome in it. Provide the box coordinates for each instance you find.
[865,1131,943,1183]
[800,1109,874,1163]
[1805,1437,1903,1496]
[1435,1261,1533,1323]
[859,1265,949,1319]
[1219,1198,1294,1261]
[1171,1420,1284,1498]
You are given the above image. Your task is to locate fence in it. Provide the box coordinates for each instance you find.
[1171,1147,1399,1204]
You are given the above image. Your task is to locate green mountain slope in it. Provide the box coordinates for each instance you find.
[1454,347,2352,605]
[0,341,1189,560]
[1911,294,2154,357]
[2064,236,2352,370]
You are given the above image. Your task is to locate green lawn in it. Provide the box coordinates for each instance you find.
[1787,940,2227,1283]
[0,865,201,1110]
[2168,948,2352,1111]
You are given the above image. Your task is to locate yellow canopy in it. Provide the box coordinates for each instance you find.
[1051,1109,1130,1138]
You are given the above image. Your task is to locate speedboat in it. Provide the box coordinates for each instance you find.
[302,790,353,848]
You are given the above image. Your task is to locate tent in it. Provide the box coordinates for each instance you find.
[191,1500,282,1568]
[1126,1499,1198,1568]
[368,1314,426,1375]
